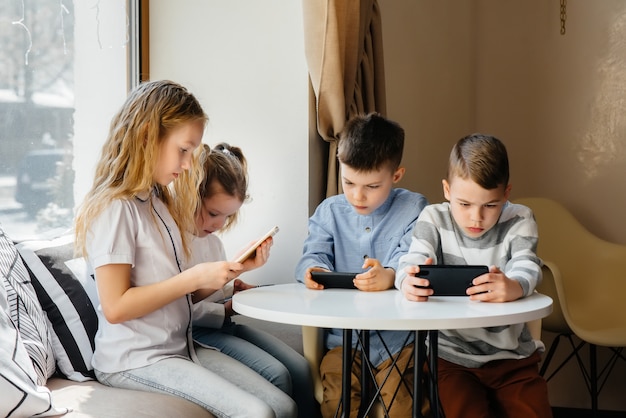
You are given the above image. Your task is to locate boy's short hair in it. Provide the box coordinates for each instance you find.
[447,133,509,189]
[337,112,404,172]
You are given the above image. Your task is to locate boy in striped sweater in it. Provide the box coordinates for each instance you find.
[395,133,552,418]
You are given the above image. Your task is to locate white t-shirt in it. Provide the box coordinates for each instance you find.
[189,234,234,329]
[87,193,196,373]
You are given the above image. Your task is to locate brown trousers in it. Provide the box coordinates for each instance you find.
[319,343,419,418]
[437,351,552,418]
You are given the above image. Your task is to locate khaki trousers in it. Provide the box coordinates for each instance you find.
[319,343,418,418]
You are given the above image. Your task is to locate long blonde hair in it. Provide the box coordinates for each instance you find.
[75,80,208,258]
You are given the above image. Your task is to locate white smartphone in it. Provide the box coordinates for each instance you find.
[233,226,279,264]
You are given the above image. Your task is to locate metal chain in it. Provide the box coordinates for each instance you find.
[560,0,567,35]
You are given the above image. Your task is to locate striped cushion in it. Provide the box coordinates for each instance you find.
[0,228,55,385]
[16,234,99,382]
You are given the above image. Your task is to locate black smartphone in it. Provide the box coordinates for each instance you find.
[310,271,358,289]
[416,265,489,296]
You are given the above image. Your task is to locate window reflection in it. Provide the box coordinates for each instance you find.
[0,0,75,239]
[0,0,134,241]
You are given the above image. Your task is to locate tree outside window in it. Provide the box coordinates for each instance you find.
[0,0,133,240]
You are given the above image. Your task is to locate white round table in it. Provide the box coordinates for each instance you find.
[234,283,553,331]
[234,283,553,418]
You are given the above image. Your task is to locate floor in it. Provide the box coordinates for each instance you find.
[552,408,625,417]
[236,316,625,417]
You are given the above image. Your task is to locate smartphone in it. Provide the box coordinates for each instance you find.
[233,226,279,264]
[310,271,358,289]
[416,265,489,296]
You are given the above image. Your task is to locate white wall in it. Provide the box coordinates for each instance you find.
[73,0,129,207]
[149,0,309,284]
[379,0,626,411]
[380,0,475,203]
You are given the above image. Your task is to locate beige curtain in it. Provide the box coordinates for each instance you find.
[302,0,387,197]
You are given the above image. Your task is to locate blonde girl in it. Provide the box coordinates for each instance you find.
[74,80,296,418]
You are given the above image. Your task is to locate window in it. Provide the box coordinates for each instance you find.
[0,0,140,241]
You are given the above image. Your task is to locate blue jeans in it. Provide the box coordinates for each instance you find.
[95,345,297,418]
[193,319,319,418]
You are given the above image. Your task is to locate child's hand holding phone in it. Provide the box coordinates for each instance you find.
[400,259,435,302]
[233,226,279,263]
[232,226,279,270]
[353,257,394,292]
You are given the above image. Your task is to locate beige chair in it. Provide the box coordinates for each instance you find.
[302,326,325,405]
[532,261,580,380]
[516,197,626,414]
[526,262,564,342]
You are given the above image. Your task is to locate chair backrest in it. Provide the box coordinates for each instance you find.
[535,261,569,335]
[515,197,626,345]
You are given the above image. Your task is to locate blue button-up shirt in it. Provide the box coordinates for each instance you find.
[295,188,428,366]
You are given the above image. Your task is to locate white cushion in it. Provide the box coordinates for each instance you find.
[0,237,68,416]
[1,228,56,385]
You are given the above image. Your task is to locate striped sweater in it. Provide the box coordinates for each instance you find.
[396,201,544,368]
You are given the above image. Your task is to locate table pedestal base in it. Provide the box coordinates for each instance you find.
[337,330,444,418]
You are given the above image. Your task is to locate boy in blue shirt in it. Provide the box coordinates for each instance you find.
[396,133,552,418]
[296,113,428,418]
